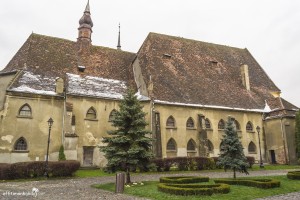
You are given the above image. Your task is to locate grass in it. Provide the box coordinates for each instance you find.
[93,175,300,200]
[74,169,113,178]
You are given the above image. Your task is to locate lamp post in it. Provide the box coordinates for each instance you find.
[256,126,264,168]
[44,117,54,178]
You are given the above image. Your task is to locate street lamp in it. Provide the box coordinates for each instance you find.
[44,117,54,178]
[256,126,264,168]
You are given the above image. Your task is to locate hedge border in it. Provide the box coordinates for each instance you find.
[214,178,280,189]
[157,183,230,196]
[160,176,209,184]
[287,171,300,180]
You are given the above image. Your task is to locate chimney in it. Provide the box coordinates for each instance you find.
[240,64,250,91]
[55,77,64,94]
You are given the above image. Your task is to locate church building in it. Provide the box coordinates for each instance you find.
[0,1,298,167]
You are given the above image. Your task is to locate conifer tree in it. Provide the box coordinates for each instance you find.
[100,89,153,183]
[58,145,66,161]
[295,111,300,160]
[217,116,249,178]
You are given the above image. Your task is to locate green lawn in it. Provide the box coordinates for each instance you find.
[93,176,300,200]
[74,169,114,178]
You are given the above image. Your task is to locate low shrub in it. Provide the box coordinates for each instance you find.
[160,176,209,184]
[214,178,280,189]
[0,160,80,180]
[157,183,230,196]
[287,171,300,180]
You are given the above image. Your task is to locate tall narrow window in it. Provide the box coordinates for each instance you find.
[186,117,194,128]
[187,139,196,151]
[14,137,27,151]
[248,141,257,153]
[166,116,176,127]
[246,121,253,131]
[166,138,177,151]
[207,140,214,153]
[218,119,225,129]
[86,107,97,119]
[205,118,211,129]
[234,120,241,131]
[18,104,32,117]
[109,109,117,122]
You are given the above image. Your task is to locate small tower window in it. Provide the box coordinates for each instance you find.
[14,137,27,151]
[86,107,97,120]
[19,104,32,117]
[186,117,195,128]
[167,138,177,151]
[166,116,176,127]
[246,121,253,131]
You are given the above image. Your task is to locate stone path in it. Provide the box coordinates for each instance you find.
[0,169,299,200]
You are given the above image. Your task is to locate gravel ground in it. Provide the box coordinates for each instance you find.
[0,169,299,200]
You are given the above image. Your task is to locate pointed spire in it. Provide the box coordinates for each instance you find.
[85,0,90,13]
[117,23,121,50]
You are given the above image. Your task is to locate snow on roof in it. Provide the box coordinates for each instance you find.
[135,90,150,101]
[8,71,57,96]
[154,100,266,113]
[66,73,127,99]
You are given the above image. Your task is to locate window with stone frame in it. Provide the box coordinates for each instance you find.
[86,107,97,119]
[166,116,176,127]
[186,117,195,128]
[14,137,27,151]
[218,119,225,129]
[207,140,214,153]
[205,118,212,129]
[248,141,257,153]
[234,120,241,131]
[108,109,117,122]
[187,139,196,151]
[166,138,177,151]
[18,104,32,117]
[246,121,253,131]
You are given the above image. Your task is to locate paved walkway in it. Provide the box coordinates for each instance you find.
[0,169,299,200]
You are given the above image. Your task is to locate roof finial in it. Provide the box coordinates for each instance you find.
[117,23,121,50]
[85,0,90,13]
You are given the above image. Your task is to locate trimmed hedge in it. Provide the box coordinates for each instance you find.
[214,178,280,189]
[0,160,80,180]
[158,183,230,196]
[160,176,209,184]
[287,171,300,180]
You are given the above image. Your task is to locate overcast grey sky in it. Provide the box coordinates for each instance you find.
[0,0,299,107]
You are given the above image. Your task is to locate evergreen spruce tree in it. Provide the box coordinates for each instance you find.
[295,111,300,161]
[100,89,153,183]
[217,116,249,178]
[58,145,66,161]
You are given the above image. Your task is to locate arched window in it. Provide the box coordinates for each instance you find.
[186,117,194,128]
[86,107,97,119]
[246,121,253,131]
[218,119,225,129]
[248,141,257,153]
[219,140,226,152]
[18,104,32,117]
[187,139,196,151]
[109,109,117,122]
[207,140,214,153]
[166,138,177,151]
[14,137,27,151]
[205,118,211,129]
[234,120,241,131]
[166,116,176,127]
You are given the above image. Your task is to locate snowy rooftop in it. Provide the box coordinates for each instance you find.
[66,73,127,99]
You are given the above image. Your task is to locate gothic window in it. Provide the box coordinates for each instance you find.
[246,121,253,131]
[86,107,97,120]
[205,118,211,129]
[18,104,32,117]
[218,119,225,129]
[207,140,214,153]
[166,138,177,151]
[109,109,117,122]
[248,141,257,153]
[234,120,241,131]
[14,137,27,151]
[166,116,176,127]
[187,139,196,151]
[186,117,195,128]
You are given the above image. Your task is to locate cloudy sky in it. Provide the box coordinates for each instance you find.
[0,0,299,107]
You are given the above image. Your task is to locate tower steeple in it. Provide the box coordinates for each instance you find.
[117,23,121,50]
[77,0,93,45]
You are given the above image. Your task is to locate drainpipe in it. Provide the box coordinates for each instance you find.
[280,117,288,164]
[61,90,66,147]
